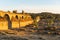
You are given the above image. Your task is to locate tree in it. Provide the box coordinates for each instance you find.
[46,18,57,31]
[33,16,40,29]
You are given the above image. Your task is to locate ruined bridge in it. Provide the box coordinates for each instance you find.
[0,10,32,20]
[0,10,33,30]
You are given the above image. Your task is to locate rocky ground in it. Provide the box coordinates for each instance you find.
[0,28,60,40]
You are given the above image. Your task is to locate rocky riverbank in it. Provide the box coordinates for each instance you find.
[0,29,60,40]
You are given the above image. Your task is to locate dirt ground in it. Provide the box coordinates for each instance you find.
[0,29,60,40]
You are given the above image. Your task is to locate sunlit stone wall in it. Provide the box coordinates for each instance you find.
[11,16,19,29]
[0,18,8,30]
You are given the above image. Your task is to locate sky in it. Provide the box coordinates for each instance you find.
[0,0,60,13]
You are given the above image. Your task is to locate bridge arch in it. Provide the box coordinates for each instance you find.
[4,14,12,29]
[4,14,10,21]
[15,15,18,19]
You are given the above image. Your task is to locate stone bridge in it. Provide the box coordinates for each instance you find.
[0,10,31,20]
[0,10,33,30]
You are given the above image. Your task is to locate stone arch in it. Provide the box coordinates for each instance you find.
[22,16,24,19]
[4,14,10,21]
[15,15,18,19]
[4,14,12,29]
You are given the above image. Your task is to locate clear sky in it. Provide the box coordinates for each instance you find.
[0,0,60,13]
